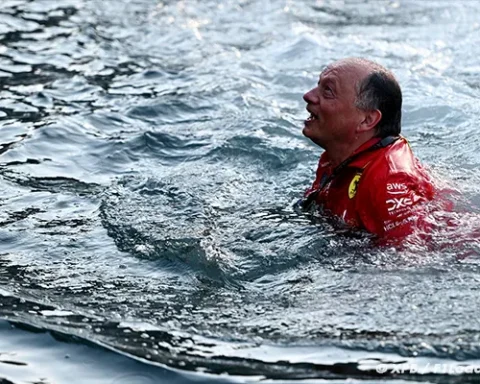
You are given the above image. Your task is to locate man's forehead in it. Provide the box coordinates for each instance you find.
[319,64,337,78]
[319,61,370,83]
[320,63,336,76]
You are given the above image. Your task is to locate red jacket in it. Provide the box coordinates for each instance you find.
[304,136,436,238]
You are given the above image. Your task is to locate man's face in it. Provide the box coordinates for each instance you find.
[302,62,368,149]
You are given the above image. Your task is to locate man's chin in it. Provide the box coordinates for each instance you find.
[302,125,315,139]
[302,127,324,147]
[302,124,315,138]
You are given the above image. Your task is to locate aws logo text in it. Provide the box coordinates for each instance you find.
[387,182,408,195]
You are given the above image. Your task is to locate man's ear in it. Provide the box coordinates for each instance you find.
[357,109,382,133]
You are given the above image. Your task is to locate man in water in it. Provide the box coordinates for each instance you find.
[299,58,435,238]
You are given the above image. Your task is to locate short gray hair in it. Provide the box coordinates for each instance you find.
[355,65,402,137]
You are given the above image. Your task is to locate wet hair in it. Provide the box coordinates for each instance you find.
[355,66,402,138]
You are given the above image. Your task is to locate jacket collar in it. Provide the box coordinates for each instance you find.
[317,137,383,170]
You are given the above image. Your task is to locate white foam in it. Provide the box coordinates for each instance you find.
[40,310,75,317]
[0,288,12,297]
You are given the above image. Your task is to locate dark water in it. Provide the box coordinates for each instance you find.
[1,0,480,383]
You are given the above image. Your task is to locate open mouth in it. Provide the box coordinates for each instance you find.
[307,112,318,121]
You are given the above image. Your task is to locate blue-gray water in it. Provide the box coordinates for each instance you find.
[1,0,480,383]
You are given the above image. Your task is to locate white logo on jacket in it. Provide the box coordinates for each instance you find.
[384,215,416,232]
[387,182,409,195]
[386,194,422,213]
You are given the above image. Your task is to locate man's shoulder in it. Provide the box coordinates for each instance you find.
[363,137,426,180]
[384,137,422,174]
[358,137,435,202]
[354,137,435,237]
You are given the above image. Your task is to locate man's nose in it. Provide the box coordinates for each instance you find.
[303,87,319,104]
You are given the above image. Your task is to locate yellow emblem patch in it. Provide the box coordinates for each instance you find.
[348,173,362,199]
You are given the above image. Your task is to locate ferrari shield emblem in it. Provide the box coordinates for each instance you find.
[348,173,362,199]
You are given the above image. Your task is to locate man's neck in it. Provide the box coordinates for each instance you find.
[326,134,376,168]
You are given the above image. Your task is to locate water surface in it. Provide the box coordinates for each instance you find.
[1,0,480,383]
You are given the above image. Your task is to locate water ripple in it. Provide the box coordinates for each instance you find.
[1,0,480,383]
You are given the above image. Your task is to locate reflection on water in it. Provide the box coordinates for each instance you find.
[1,0,480,383]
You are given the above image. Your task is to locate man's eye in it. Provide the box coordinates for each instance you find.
[323,86,334,97]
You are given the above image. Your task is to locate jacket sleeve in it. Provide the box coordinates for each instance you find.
[358,172,433,238]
